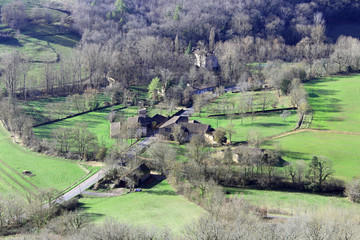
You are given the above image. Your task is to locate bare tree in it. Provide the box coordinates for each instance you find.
[148,142,176,174]
[308,156,335,187]
[187,134,209,167]
[19,55,31,101]
[127,120,141,145]
[73,123,98,159]
[280,110,291,122]
[1,51,21,97]
[171,124,185,144]
[209,27,216,52]
[345,178,360,203]
[1,1,27,30]
[247,130,263,148]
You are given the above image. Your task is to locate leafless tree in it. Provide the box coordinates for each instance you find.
[345,178,360,203]
[1,51,21,97]
[1,1,27,30]
[171,124,185,144]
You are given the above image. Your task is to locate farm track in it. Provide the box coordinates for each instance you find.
[0,164,33,195]
[0,174,22,194]
[0,158,39,190]
[265,128,360,141]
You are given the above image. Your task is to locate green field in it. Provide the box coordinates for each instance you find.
[306,75,360,132]
[261,75,360,181]
[79,180,204,233]
[226,187,360,214]
[0,125,86,197]
[192,111,297,143]
[263,131,360,181]
[0,0,80,88]
[198,90,292,117]
[34,105,138,147]
[22,93,112,125]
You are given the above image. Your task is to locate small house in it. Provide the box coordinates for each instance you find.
[194,50,219,71]
[119,163,151,188]
[158,116,215,143]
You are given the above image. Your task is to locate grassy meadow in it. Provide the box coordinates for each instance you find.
[262,75,360,181]
[0,125,86,197]
[22,93,112,125]
[34,105,138,148]
[306,75,360,132]
[192,111,297,143]
[0,0,80,89]
[263,131,360,181]
[79,180,204,233]
[199,90,292,117]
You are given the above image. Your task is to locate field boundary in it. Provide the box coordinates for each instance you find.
[207,107,297,118]
[0,164,34,195]
[33,105,127,128]
[0,174,22,194]
[264,128,360,141]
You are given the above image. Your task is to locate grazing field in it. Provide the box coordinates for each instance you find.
[263,131,360,181]
[305,75,360,132]
[34,105,137,147]
[79,180,204,233]
[22,93,112,125]
[0,24,80,85]
[226,187,360,214]
[191,111,297,143]
[0,125,86,197]
[259,75,360,181]
[0,0,80,89]
[198,90,292,117]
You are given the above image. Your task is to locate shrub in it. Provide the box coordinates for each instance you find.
[345,178,360,203]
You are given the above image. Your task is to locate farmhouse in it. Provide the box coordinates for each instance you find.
[186,84,216,95]
[118,163,151,188]
[158,116,215,143]
[194,49,219,71]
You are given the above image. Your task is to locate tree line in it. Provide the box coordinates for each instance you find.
[1,0,360,110]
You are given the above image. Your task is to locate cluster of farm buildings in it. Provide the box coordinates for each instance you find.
[110,108,216,144]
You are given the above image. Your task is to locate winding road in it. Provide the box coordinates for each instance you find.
[54,136,156,204]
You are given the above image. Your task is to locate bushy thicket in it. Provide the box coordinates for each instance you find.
[346,178,360,203]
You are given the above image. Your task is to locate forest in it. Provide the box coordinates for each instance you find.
[1,0,360,239]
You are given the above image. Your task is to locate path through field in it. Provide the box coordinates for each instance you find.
[0,157,40,196]
[264,128,360,141]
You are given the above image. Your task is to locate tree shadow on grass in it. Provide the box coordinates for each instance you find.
[22,23,80,48]
[140,176,178,196]
[255,123,287,127]
[277,157,288,167]
[141,175,166,189]
[84,212,105,222]
[280,150,308,161]
[77,203,105,221]
[0,37,23,47]
[143,189,178,196]
[225,187,256,195]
